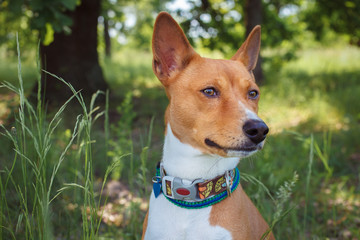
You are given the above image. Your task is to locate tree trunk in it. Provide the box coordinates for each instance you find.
[104,19,111,57]
[38,0,107,105]
[244,0,264,85]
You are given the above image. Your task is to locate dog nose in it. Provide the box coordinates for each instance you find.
[243,120,269,144]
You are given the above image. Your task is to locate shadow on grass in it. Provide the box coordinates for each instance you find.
[275,69,360,118]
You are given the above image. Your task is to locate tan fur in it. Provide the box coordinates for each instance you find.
[142,12,275,239]
[142,211,149,238]
[210,186,275,240]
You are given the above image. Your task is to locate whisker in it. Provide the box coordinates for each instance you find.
[206,156,223,176]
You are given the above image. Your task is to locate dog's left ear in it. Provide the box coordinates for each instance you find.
[231,25,261,72]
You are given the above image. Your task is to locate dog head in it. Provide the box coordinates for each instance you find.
[152,12,268,158]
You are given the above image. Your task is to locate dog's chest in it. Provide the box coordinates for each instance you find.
[144,192,232,240]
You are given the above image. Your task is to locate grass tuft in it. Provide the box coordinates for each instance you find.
[0,39,115,240]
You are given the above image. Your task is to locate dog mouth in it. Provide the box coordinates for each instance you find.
[204,138,262,156]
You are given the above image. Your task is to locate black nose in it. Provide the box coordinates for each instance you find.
[243,120,269,144]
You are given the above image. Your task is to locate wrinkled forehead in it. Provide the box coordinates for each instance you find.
[182,58,254,87]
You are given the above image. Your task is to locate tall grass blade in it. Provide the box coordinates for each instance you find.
[260,172,298,240]
[240,172,275,202]
[104,90,109,163]
[314,131,333,179]
[304,134,314,236]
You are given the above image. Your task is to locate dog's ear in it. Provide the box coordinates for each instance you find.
[152,12,198,86]
[231,25,261,72]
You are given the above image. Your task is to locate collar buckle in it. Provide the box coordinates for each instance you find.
[162,175,204,201]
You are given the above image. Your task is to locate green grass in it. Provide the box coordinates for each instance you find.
[0,42,146,239]
[1,44,360,239]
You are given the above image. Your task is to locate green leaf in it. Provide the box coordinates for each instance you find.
[61,0,78,11]
[345,1,356,8]
[42,23,54,46]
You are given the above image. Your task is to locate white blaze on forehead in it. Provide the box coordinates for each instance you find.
[245,108,260,120]
[238,101,261,120]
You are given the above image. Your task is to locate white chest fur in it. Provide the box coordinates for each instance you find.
[144,125,239,239]
[144,192,232,240]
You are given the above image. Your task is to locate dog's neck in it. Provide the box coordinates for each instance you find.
[162,124,240,181]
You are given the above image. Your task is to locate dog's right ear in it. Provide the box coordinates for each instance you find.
[152,12,198,86]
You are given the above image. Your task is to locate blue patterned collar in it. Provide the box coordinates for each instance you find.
[152,163,240,209]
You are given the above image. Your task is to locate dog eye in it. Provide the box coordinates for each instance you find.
[248,90,259,99]
[202,87,219,98]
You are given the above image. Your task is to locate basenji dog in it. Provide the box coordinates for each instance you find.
[142,12,274,240]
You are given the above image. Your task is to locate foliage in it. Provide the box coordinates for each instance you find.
[98,0,168,53]
[107,91,136,180]
[125,0,168,50]
[173,0,246,53]
[303,0,360,45]
[101,0,126,28]
[171,0,303,57]
[1,0,358,60]
[0,0,78,46]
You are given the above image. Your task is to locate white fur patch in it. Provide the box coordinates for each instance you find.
[226,149,258,158]
[245,108,261,121]
[144,193,232,240]
[238,100,261,121]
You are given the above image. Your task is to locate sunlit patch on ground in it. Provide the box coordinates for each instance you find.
[317,180,360,239]
[99,180,148,227]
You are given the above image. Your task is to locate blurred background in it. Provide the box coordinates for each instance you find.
[0,0,359,239]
